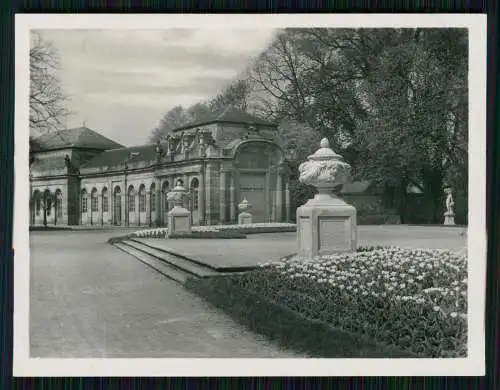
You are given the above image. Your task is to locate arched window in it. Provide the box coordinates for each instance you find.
[44,190,52,216]
[102,187,109,212]
[128,186,135,212]
[81,189,88,213]
[91,188,98,212]
[34,191,41,216]
[150,183,156,212]
[138,185,146,212]
[55,190,63,219]
[190,178,199,210]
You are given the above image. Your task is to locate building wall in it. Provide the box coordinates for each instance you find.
[31,177,69,226]
[30,132,289,227]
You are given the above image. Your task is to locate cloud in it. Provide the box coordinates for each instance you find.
[37,29,276,146]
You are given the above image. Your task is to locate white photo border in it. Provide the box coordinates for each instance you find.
[14,13,487,377]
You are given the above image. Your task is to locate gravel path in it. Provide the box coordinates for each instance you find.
[29,230,298,358]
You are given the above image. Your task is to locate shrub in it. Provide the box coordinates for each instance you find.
[243,246,467,357]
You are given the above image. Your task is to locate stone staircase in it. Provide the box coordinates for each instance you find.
[113,238,244,284]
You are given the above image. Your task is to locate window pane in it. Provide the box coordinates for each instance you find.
[103,195,109,212]
[129,195,135,212]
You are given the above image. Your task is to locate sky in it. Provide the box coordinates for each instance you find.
[38,29,277,146]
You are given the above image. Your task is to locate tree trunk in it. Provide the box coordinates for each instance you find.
[422,166,444,224]
[396,178,409,224]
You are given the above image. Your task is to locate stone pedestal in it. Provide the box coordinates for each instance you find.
[296,138,357,258]
[166,182,191,237]
[238,198,253,225]
[444,211,455,225]
[297,194,357,258]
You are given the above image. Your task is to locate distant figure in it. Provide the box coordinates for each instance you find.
[445,188,454,214]
[176,179,184,187]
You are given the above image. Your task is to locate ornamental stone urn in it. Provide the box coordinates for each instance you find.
[296,138,357,258]
[166,181,192,237]
[238,198,253,225]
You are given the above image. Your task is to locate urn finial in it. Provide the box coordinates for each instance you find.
[298,138,351,196]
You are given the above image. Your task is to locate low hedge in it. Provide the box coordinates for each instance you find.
[29,226,72,231]
[168,231,247,239]
[185,275,417,358]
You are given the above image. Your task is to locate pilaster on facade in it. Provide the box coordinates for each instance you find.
[285,182,291,222]
[276,164,285,222]
[198,164,206,225]
[219,167,229,224]
[98,191,103,226]
[145,191,151,225]
[154,177,162,226]
[204,161,213,225]
[229,171,236,223]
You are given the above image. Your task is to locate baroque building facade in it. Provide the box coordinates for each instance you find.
[29,108,292,227]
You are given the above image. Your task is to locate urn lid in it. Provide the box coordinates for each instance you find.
[239,197,251,206]
[172,182,187,192]
[307,138,344,162]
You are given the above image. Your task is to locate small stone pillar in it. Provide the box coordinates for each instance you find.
[166,181,192,237]
[444,187,456,225]
[238,198,253,225]
[296,138,357,258]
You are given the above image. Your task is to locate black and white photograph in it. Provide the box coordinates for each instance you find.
[14,14,486,376]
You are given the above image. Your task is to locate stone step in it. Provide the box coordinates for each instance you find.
[121,239,220,279]
[129,238,221,272]
[113,242,189,284]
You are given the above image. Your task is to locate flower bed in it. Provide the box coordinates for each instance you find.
[131,222,297,239]
[251,246,468,357]
[188,245,467,358]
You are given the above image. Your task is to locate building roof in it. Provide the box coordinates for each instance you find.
[32,126,124,151]
[79,143,157,170]
[172,106,277,132]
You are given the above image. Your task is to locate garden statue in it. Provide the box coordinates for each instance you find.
[166,181,191,236]
[238,198,253,225]
[444,187,455,225]
[296,138,357,258]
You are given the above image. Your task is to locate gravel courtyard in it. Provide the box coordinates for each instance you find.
[29,229,298,358]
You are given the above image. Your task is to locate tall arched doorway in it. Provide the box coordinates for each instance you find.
[90,188,98,225]
[113,186,122,225]
[102,187,109,226]
[55,189,63,225]
[43,189,52,226]
[149,183,156,225]
[162,181,169,225]
[127,185,136,225]
[32,190,41,225]
[138,184,146,226]
[190,178,200,225]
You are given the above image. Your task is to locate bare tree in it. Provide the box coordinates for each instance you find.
[30,31,70,136]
